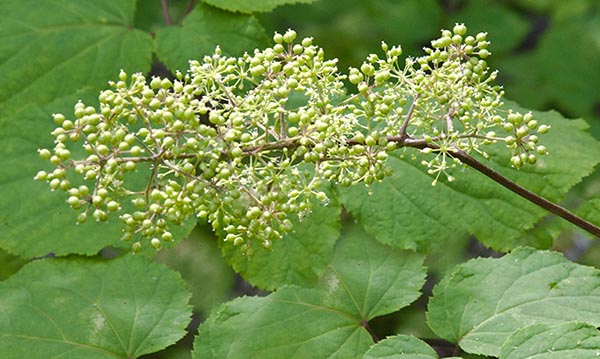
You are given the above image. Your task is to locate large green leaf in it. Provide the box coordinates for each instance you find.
[0,255,192,358]
[499,322,600,359]
[193,227,426,358]
[219,195,341,291]
[155,3,267,73]
[363,335,440,359]
[194,286,374,359]
[0,0,166,258]
[339,101,600,251]
[0,0,153,120]
[319,226,426,319]
[426,247,600,357]
[0,99,196,258]
[203,0,317,13]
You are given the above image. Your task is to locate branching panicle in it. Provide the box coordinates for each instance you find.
[36,26,551,253]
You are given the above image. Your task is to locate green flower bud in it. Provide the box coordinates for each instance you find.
[283,29,297,43]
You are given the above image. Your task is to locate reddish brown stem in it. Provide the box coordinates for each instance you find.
[161,0,173,26]
[83,132,600,238]
[398,139,600,238]
[184,0,195,15]
[360,319,379,343]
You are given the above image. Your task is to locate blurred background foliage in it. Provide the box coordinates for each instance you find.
[2,1,598,357]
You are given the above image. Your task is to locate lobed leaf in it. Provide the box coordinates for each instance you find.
[0,0,153,120]
[155,3,267,73]
[426,247,600,356]
[202,0,318,14]
[499,322,600,359]
[363,335,439,359]
[318,226,426,319]
[339,101,600,251]
[193,227,426,358]
[0,255,192,358]
[0,0,173,258]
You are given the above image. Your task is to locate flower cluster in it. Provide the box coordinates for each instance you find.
[347,23,549,184]
[36,25,549,253]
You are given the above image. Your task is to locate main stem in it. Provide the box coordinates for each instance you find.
[87,133,600,237]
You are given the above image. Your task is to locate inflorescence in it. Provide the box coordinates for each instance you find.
[36,25,549,254]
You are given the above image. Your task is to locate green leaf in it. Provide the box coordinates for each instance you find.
[0,95,129,257]
[202,0,317,13]
[0,0,175,258]
[155,3,267,72]
[511,0,596,19]
[0,255,192,358]
[339,101,600,251]
[363,335,438,359]
[319,225,426,319]
[499,322,600,359]
[220,195,341,290]
[0,97,197,258]
[0,0,153,119]
[426,247,600,357]
[194,286,374,359]
[193,227,426,358]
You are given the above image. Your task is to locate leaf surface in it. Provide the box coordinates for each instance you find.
[319,226,426,319]
[339,101,600,251]
[0,95,134,257]
[363,335,438,359]
[426,247,600,356]
[0,0,153,120]
[202,0,317,13]
[155,3,267,72]
[0,0,174,258]
[0,255,192,358]
[0,99,196,257]
[193,228,426,358]
[499,322,600,359]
